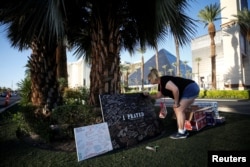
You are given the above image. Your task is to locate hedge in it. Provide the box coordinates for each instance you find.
[198,90,250,99]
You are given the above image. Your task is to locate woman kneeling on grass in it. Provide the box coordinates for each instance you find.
[144,68,200,139]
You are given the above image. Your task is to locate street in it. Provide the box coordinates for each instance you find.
[0,95,20,113]
[0,95,249,115]
[214,99,250,114]
[155,98,250,115]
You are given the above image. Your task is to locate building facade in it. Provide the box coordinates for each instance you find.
[67,57,91,88]
[191,0,250,90]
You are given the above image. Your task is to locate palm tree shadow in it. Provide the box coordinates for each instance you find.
[223,28,242,88]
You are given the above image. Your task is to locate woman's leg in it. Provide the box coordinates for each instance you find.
[170,82,199,139]
[174,98,196,130]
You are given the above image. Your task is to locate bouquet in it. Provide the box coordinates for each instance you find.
[159,102,167,119]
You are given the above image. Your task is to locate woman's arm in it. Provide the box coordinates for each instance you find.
[143,91,162,99]
[151,91,162,99]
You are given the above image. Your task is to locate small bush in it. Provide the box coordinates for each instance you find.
[12,105,52,141]
[49,105,101,140]
[50,105,97,126]
[12,104,102,142]
[17,77,32,105]
[63,87,89,105]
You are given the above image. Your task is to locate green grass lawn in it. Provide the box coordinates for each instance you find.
[0,104,250,167]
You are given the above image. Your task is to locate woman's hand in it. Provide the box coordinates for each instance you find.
[173,103,180,108]
[143,91,149,96]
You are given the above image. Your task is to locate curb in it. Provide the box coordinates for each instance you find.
[0,101,19,114]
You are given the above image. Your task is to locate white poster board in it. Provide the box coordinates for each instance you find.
[74,122,113,162]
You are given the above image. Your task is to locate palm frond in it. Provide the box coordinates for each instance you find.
[232,8,250,29]
[232,8,250,41]
[198,3,224,24]
[158,0,197,46]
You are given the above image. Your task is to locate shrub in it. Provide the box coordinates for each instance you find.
[49,105,101,140]
[17,77,32,105]
[12,105,52,141]
[198,90,249,99]
[13,103,102,142]
[63,87,89,105]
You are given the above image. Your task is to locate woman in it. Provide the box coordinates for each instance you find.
[145,68,200,139]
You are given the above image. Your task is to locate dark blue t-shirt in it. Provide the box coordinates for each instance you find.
[158,76,194,99]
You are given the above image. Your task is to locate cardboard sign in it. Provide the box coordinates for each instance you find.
[193,101,219,117]
[99,93,161,149]
[74,122,113,162]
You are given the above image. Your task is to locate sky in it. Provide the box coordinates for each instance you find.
[0,0,246,90]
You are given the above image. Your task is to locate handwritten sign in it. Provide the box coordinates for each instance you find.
[74,122,113,162]
[99,93,161,149]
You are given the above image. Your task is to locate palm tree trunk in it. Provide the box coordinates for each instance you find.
[141,55,144,90]
[174,36,180,76]
[210,35,216,89]
[195,57,201,86]
[56,44,68,101]
[29,40,60,111]
[197,62,200,86]
[209,23,216,89]
[155,45,159,71]
[89,19,121,106]
[56,44,68,84]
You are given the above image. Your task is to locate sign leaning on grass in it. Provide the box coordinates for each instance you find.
[74,122,113,162]
[99,93,161,149]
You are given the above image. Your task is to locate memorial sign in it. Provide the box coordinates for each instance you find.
[99,93,161,149]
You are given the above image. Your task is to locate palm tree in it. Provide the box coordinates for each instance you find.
[45,0,196,106]
[172,62,177,76]
[155,44,159,71]
[186,70,191,79]
[174,36,181,76]
[137,47,146,90]
[69,0,196,105]
[162,65,168,75]
[233,8,250,42]
[164,0,196,78]
[56,43,68,87]
[195,57,202,86]
[168,69,174,76]
[120,64,129,93]
[183,60,188,78]
[120,64,129,87]
[0,0,68,111]
[198,3,224,89]
[1,0,196,107]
